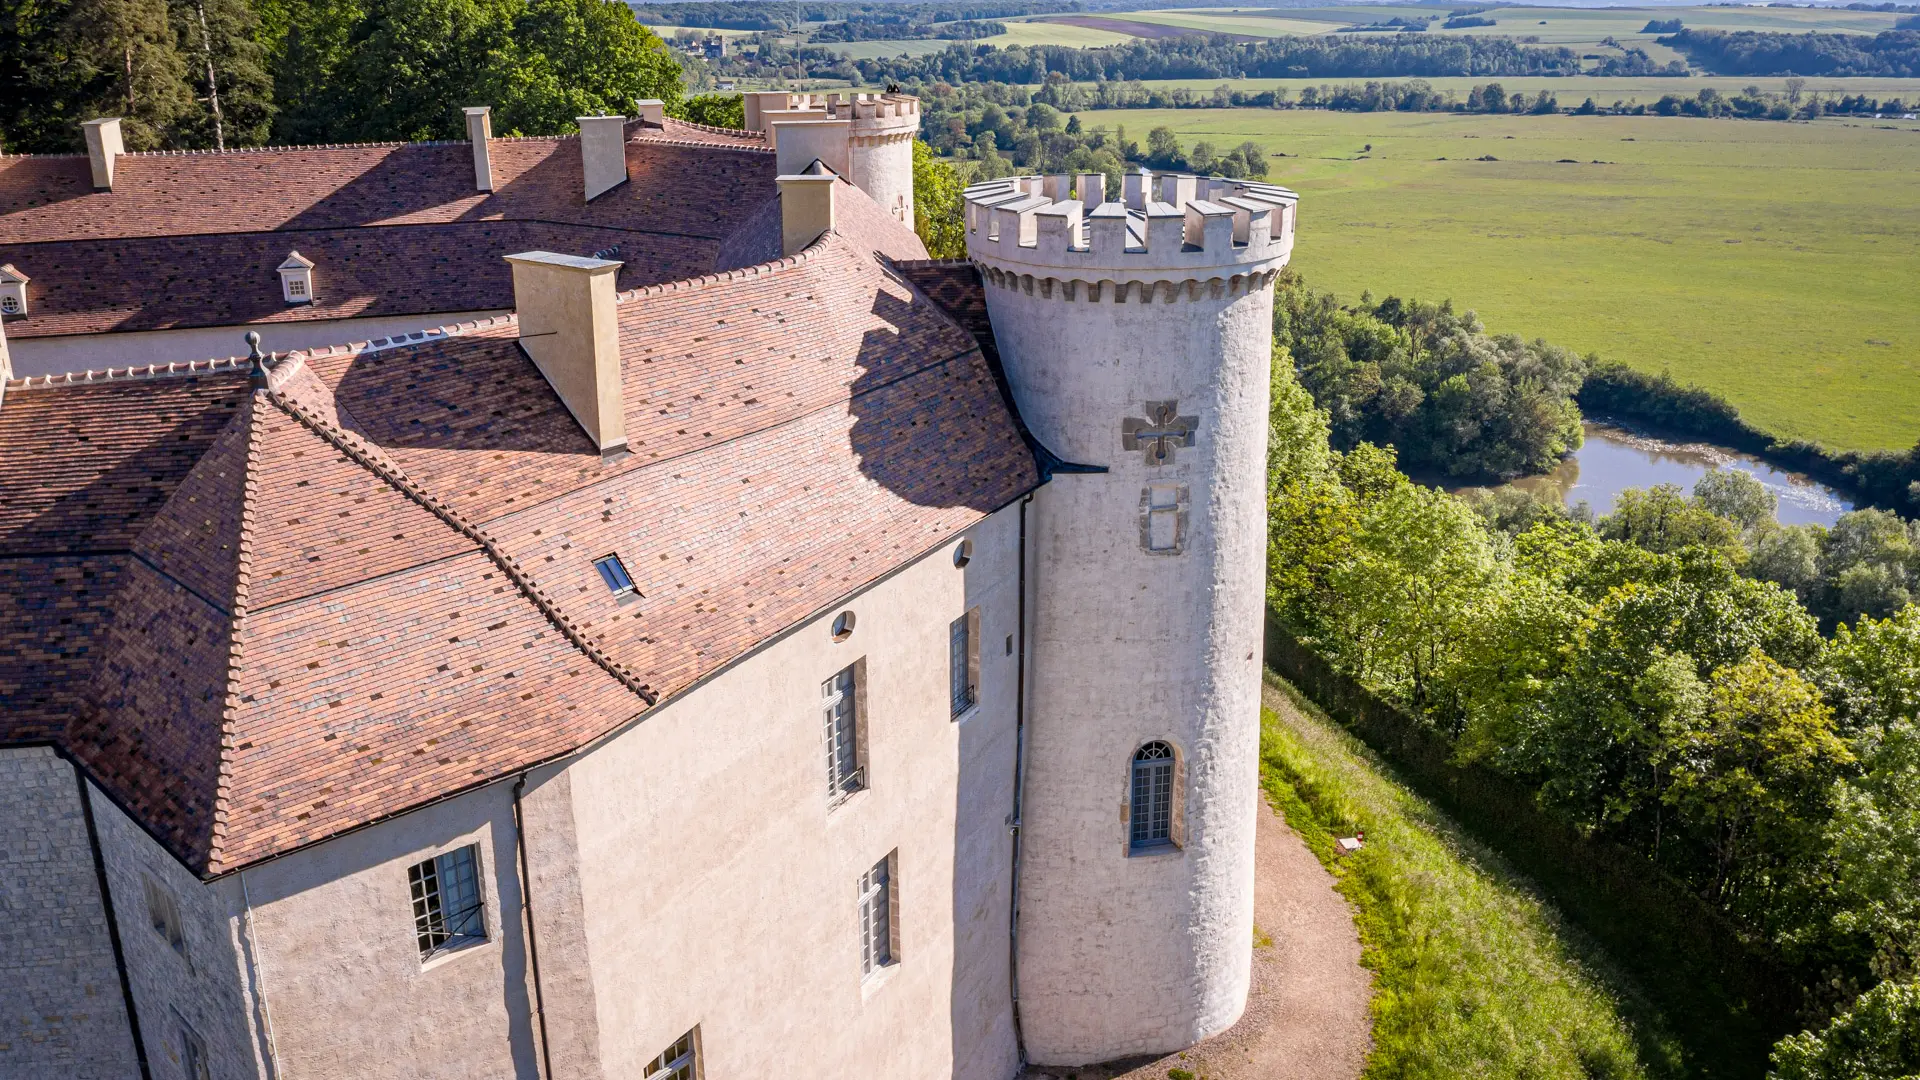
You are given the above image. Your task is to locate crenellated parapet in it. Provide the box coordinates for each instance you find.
[963,171,1296,303]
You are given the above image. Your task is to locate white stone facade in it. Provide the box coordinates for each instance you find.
[964,171,1296,1065]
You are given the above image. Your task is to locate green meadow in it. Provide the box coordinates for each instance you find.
[1076,107,1920,452]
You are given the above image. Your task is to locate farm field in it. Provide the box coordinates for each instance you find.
[1104,75,1920,103]
[1073,107,1920,451]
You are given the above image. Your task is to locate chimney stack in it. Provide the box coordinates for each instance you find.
[81,118,124,191]
[577,115,628,202]
[633,98,666,127]
[777,165,838,257]
[503,251,626,456]
[770,119,851,180]
[464,106,494,192]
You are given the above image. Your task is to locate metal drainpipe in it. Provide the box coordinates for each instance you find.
[512,774,557,1080]
[1007,491,1035,1063]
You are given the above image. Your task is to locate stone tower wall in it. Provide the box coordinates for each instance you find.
[965,173,1296,1065]
[759,92,920,225]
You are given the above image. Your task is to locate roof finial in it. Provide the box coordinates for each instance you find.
[246,331,268,388]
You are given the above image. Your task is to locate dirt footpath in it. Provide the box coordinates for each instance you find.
[1020,797,1374,1080]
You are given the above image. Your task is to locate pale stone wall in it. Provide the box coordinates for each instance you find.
[237,787,542,1079]
[558,504,1023,1080]
[89,781,274,1080]
[0,747,141,1079]
[6,309,507,379]
[967,174,1293,1065]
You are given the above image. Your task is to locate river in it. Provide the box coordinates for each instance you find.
[1459,423,1856,528]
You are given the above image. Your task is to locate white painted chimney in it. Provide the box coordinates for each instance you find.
[770,119,851,179]
[577,116,628,202]
[777,165,838,257]
[503,251,626,455]
[633,98,666,127]
[81,118,124,191]
[464,106,495,192]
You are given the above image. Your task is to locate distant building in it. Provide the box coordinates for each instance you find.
[0,90,1299,1078]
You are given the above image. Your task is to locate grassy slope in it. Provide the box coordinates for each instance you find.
[1077,107,1920,451]
[1260,677,1680,1078]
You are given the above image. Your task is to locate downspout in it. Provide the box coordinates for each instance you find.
[75,764,152,1080]
[512,773,557,1080]
[1007,491,1035,1063]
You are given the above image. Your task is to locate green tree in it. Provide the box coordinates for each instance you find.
[1751,523,1824,603]
[911,138,965,259]
[1696,468,1777,531]
[1599,484,1744,558]
[169,0,273,148]
[1770,978,1920,1079]
[1668,652,1851,903]
[502,0,683,134]
[61,0,196,148]
[2,0,84,151]
[674,91,742,128]
[1145,124,1182,168]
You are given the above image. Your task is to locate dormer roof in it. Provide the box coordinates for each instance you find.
[277,250,314,271]
[0,263,25,284]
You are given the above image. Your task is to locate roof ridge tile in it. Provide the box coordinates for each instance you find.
[262,389,660,711]
[206,395,269,862]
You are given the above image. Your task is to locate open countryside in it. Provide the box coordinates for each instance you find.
[1092,103,1920,452]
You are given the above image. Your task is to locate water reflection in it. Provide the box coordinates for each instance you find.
[1459,423,1855,528]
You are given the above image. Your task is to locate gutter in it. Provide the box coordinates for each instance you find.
[1007,491,1034,1064]
[512,773,557,1080]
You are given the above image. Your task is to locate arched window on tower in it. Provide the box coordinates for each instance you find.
[1129,741,1183,853]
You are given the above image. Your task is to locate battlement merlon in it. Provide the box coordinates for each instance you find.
[963,172,1298,283]
[745,91,920,136]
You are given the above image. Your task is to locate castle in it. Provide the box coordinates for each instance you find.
[0,91,1296,1079]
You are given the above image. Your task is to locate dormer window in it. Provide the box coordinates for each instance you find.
[0,264,28,316]
[278,251,315,305]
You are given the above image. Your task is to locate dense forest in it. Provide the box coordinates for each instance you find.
[715,32,1603,86]
[629,0,1076,31]
[1660,27,1920,77]
[0,0,687,152]
[1264,336,1920,1072]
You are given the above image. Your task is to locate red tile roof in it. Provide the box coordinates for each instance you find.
[0,125,777,338]
[0,225,1042,877]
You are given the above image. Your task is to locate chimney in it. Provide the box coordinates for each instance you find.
[777,165,838,257]
[577,115,628,202]
[633,98,666,127]
[81,118,124,191]
[770,119,851,179]
[464,106,494,192]
[504,251,626,455]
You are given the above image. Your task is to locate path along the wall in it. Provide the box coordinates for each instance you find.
[1020,788,1373,1080]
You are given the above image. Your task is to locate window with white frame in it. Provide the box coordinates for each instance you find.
[949,609,978,717]
[1130,742,1176,851]
[144,876,187,959]
[408,845,486,958]
[858,853,896,978]
[644,1028,699,1080]
[823,664,864,801]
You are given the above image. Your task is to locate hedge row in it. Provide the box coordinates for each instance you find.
[1264,612,1800,1073]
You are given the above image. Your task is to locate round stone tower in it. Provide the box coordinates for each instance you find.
[829,92,919,225]
[965,171,1297,1065]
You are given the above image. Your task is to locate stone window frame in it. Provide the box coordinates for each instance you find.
[823,658,869,806]
[950,607,980,720]
[1123,739,1187,857]
[143,874,188,961]
[644,1026,703,1080]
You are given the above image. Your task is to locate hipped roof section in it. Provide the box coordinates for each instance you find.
[0,221,1042,876]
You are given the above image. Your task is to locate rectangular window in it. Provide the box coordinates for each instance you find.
[823,665,864,800]
[1130,745,1175,850]
[174,1010,210,1080]
[858,855,893,978]
[644,1028,699,1080]
[144,876,186,958]
[287,278,307,297]
[408,845,487,959]
[594,553,635,595]
[949,610,978,717]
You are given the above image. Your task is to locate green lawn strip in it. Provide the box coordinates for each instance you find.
[1066,107,1920,452]
[1260,676,1684,1079]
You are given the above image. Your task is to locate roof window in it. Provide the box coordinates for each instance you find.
[278,251,315,305]
[0,264,28,316]
[594,553,636,596]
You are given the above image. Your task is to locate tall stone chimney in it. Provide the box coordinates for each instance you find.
[770,119,851,180]
[504,251,626,455]
[81,118,124,191]
[633,98,666,126]
[464,106,495,192]
[577,116,628,202]
[777,166,838,257]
